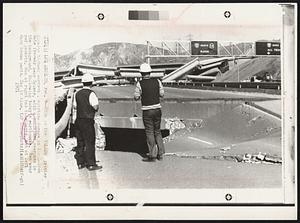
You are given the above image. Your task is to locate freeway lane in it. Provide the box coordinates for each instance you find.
[55,149,281,190]
[54,85,282,193]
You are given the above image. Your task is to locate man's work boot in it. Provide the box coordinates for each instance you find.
[142,157,156,162]
[77,163,86,169]
[87,164,103,171]
[157,155,163,161]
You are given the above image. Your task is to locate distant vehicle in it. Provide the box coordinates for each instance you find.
[250,76,262,82]
[251,71,276,82]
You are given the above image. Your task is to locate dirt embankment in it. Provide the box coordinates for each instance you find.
[214,57,281,82]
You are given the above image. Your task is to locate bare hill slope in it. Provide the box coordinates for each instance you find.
[214,57,281,82]
[54,42,192,72]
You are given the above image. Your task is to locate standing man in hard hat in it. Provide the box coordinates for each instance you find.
[134,63,165,162]
[73,73,102,171]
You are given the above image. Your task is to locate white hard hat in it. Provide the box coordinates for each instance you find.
[81,73,94,83]
[139,63,152,73]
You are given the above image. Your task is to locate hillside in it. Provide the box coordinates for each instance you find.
[54,42,192,72]
[55,42,146,71]
[214,57,281,82]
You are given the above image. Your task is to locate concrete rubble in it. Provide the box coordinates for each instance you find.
[163,117,203,143]
[94,116,106,150]
[56,137,77,153]
[164,151,282,165]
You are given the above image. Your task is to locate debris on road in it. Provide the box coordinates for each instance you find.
[95,116,106,150]
[164,117,186,135]
[220,146,231,153]
[163,118,203,143]
[164,152,282,165]
[56,137,77,153]
[236,152,282,164]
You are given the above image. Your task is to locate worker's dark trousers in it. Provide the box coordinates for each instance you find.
[74,118,96,166]
[142,108,165,158]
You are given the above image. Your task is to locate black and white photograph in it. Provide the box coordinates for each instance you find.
[3,2,297,220]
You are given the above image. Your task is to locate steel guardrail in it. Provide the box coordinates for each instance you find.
[163,81,281,90]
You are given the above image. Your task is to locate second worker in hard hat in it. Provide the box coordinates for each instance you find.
[134,63,165,162]
[73,73,102,171]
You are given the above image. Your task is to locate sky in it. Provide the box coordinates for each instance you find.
[4,3,283,55]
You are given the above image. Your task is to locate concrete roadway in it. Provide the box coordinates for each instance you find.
[55,149,281,190]
[55,86,282,191]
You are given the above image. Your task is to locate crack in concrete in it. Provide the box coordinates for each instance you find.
[164,152,282,165]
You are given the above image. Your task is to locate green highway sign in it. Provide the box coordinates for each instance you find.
[191,41,218,55]
[255,41,281,55]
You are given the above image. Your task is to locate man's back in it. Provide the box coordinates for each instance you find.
[140,78,160,106]
[75,88,96,119]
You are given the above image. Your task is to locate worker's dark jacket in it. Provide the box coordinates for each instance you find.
[75,89,96,119]
[140,79,160,106]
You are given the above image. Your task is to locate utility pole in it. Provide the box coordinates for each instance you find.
[237,59,239,82]
[146,41,150,64]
